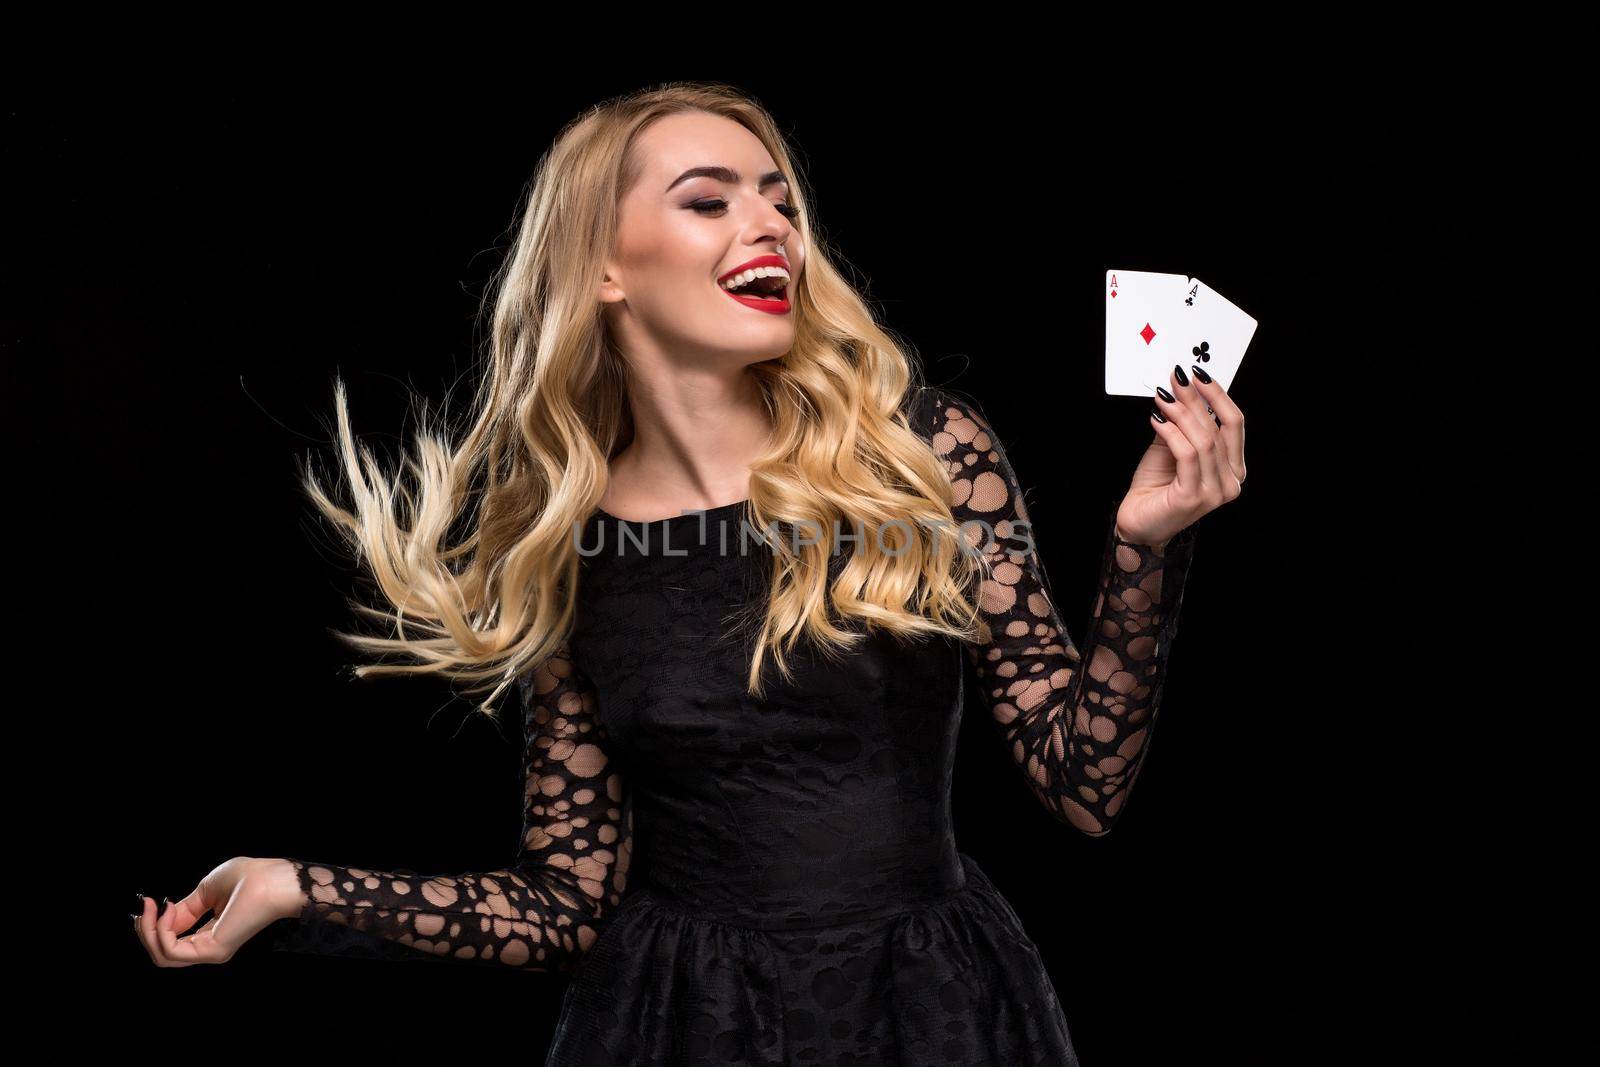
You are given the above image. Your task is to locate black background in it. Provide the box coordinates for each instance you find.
[19,66,1387,1063]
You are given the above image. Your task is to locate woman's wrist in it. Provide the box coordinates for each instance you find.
[255,857,308,921]
[1115,524,1170,554]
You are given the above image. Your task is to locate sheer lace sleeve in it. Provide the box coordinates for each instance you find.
[914,385,1198,836]
[267,646,633,972]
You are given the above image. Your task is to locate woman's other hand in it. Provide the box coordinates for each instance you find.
[132,856,304,967]
[1116,362,1247,547]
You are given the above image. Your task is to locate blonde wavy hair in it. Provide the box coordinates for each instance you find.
[302,80,986,716]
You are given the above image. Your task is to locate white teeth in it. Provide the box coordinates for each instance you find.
[721,266,791,291]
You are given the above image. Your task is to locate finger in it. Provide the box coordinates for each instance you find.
[1155,382,1223,499]
[1188,363,1246,484]
[165,885,209,942]
[155,896,198,966]
[1170,363,1210,416]
[1163,366,1230,496]
[134,894,169,966]
[163,921,227,964]
[165,886,231,963]
[1149,401,1200,498]
[165,887,240,965]
[188,883,256,960]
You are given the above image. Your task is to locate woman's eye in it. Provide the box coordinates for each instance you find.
[689,198,801,222]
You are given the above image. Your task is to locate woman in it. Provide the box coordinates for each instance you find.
[132,82,1244,1065]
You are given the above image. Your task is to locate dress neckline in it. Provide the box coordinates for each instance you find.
[592,498,751,526]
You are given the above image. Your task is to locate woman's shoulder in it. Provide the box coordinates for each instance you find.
[906,383,991,440]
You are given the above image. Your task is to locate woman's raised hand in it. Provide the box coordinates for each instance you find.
[1115,362,1247,548]
[132,856,304,967]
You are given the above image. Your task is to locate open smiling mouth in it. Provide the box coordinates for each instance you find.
[719,271,791,314]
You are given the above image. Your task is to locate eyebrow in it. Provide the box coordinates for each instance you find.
[664,165,790,194]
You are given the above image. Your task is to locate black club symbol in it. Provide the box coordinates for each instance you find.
[1191,342,1211,363]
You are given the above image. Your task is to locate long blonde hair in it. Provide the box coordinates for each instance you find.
[302,80,984,716]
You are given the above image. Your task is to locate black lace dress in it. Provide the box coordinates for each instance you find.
[269,385,1198,1065]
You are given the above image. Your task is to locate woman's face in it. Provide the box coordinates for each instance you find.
[603,111,805,367]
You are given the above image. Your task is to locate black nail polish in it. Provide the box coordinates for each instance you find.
[1173,364,1189,387]
[1150,406,1167,424]
[1191,364,1212,384]
[1156,386,1175,404]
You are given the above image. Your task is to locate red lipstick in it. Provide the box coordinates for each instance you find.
[718,253,792,315]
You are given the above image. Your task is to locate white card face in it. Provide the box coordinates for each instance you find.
[1170,277,1257,393]
[1105,269,1191,396]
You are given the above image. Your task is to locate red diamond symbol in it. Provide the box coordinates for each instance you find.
[1140,323,1156,345]
[1110,290,1118,298]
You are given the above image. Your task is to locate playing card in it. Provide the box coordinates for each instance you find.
[1105,269,1191,396]
[1169,277,1257,393]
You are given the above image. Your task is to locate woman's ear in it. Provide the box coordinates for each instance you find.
[598,262,625,305]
